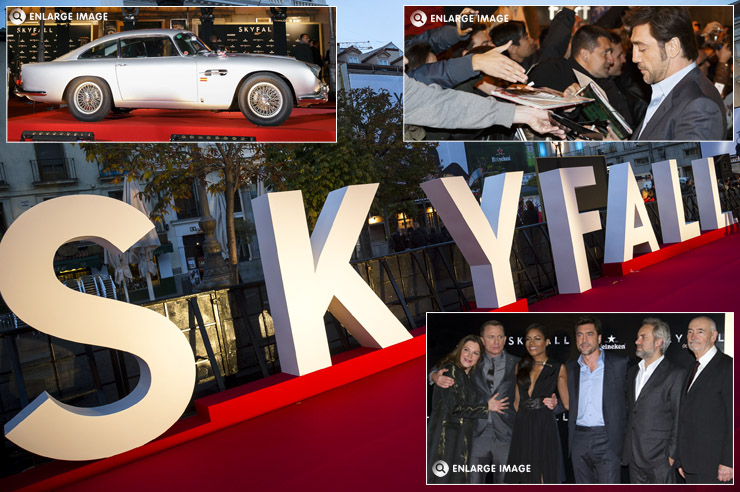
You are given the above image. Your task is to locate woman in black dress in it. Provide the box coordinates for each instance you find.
[506,323,569,483]
[427,334,498,484]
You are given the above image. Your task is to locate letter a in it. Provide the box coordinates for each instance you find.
[604,162,659,262]
[0,196,195,460]
[252,184,411,376]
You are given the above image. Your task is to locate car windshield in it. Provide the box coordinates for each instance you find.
[173,32,211,56]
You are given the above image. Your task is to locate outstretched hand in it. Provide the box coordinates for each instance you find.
[512,106,565,139]
[471,42,528,84]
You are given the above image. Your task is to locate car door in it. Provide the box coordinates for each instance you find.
[114,35,197,103]
[194,55,242,107]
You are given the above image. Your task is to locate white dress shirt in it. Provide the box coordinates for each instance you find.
[635,354,664,400]
[688,345,718,391]
[638,62,697,137]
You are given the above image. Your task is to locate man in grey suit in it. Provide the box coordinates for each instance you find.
[624,7,725,140]
[432,320,534,483]
[623,318,686,483]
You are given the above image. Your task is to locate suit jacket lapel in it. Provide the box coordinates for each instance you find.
[640,95,673,138]
[571,361,580,418]
[601,352,610,415]
[634,359,668,405]
[639,67,701,139]
[627,364,637,403]
[490,353,510,395]
[687,351,721,396]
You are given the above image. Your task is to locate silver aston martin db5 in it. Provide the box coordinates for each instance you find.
[16,29,329,126]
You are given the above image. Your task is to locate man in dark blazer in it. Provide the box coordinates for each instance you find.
[432,320,531,483]
[676,316,733,483]
[566,316,627,483]
[623,318,686,483]
[625,7,726,140]
[293,33,313,64]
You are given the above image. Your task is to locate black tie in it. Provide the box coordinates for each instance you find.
[486,360,496,391]
[686,360,700,394]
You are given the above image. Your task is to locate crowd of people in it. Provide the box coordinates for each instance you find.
[405,6,733,142]
[427,316,732,484]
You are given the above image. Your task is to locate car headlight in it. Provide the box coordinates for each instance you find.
[303,62,321,78]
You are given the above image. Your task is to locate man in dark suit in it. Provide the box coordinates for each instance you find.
[293,33,313,64]
[566,316,627,483]
[623,318,686,483]
[529,25,632,127]
[676,316,733,483]
[433,320,538,483]
[624,7,726,140]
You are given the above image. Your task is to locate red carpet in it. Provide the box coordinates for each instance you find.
[2,234,737,491]
[56,357,428,492]
[531,230,740,312]
[6,105,336,142]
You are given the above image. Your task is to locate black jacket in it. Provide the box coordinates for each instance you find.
[566,350,628,458]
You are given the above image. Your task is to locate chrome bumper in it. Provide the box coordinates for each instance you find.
[297,83,328,107]
[15,84,47,98]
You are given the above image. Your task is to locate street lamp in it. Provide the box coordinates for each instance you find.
[196,178,230,291]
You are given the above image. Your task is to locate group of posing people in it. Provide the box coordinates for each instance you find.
[406,6,731,141]
[427,316,732,484]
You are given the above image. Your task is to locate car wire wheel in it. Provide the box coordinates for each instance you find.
[73,81,104,114]
[246,82,283,118]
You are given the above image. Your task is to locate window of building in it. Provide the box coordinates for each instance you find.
[233,191,243,213]
[175,182,201,219]
[683,147,699,157]
[377,58,389,66]
[33,144,70,181]
[0,202,7,240]
[635,157,649,166]
[348,56,359,63]
[108,189,123,201]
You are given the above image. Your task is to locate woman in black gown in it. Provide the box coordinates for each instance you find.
[427,334,498,484]
[506,323,569,484]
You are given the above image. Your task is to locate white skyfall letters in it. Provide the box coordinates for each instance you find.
[651,159,700,243]
[691,157,737,231]
[604,162,659,263]
[0,195,195,460]
[252,184,411,376]
[539,167,602,293]
[421,174,520,308]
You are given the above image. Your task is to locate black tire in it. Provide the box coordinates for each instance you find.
[65,77,112,122]
[237,73,293,126]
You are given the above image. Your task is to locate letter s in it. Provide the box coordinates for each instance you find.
[0,196,195,460]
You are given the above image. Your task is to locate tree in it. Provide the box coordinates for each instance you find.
[258,87,440,237]
[79,142,261,284]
